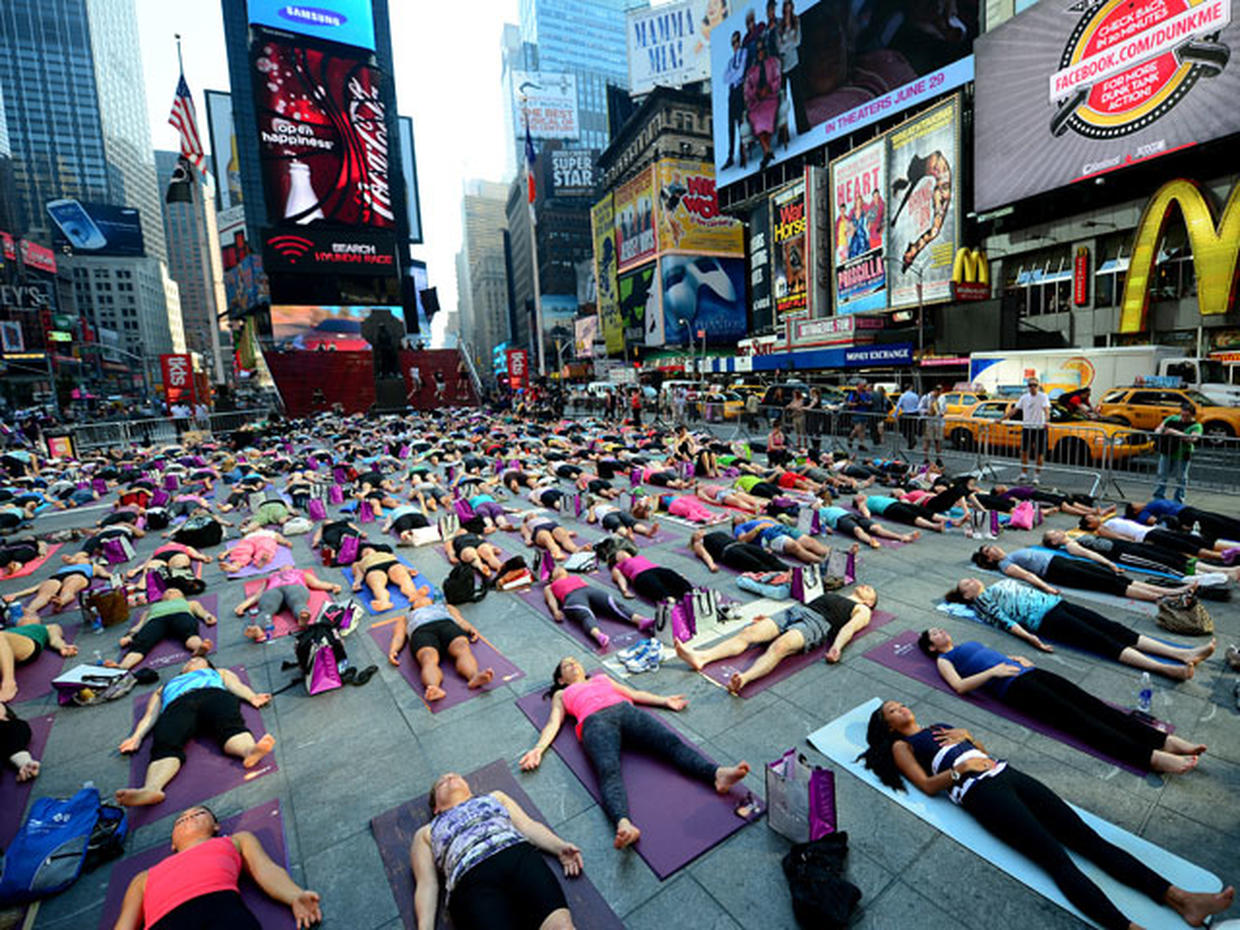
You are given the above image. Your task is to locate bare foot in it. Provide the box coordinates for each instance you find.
[244,734,276,769]
[908,530,922,542]
[714,761,750,793]
[467,668,494,689]
[868,539,881,549]
[727,672,746,696]
[425,684,447,701]
[1190,639,1216,665]
[244,625,267,643]
[371,598,394,612]
[614,819,641,849]
[1163,735,1207,756]
[115,787,165,807]
[825,646,842,663]
[0,682,16,703]
[674,640,705,671]
[192,639,213,657]
[298,609,312,623]
[1150,751,1199,775]
[848,542,860,556]
[1169,885,1235,926]
[1167,663,1195,682]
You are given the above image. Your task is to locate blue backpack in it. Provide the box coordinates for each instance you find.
[0,786,128,906]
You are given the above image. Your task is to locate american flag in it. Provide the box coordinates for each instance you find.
[168,75,206,175]
[524,114,537,205]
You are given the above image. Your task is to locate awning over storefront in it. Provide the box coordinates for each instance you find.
[703,342,914,374]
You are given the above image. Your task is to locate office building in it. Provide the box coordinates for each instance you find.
[459,180,511,375]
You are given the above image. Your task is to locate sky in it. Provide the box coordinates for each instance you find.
[135,0,519,345]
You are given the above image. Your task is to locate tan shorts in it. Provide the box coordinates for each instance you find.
[922,420,944,441]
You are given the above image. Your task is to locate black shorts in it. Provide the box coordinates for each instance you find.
[834,514,872,536]
[586,479,611,494]
[448,842,567,930]
[131,611,199,655]
[150,891,260,930]
[364,559,399,576]
[1020,427,1048,455]
[408,618,467,659]
[151,689,248,763]
[750,481,780,499]
[392,513,430,532]
[647,472,671,487]
[601,512,637,532]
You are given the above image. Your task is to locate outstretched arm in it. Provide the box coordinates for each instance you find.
[493,790,582,875]
[112,870,149,930]
[236,831,321,929]
[220,668,271,708]
[520,692,567,770]
[119,691,162,753]
[411,827,440,930]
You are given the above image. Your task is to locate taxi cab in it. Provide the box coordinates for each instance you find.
[1096,387,1240,438]
[948,400,1153,462]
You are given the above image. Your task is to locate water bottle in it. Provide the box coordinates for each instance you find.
[93,649,104,666]
[6,601,22,627]
[90,607,104,635]
[264,618,276,642]
[1137,671,1153,714]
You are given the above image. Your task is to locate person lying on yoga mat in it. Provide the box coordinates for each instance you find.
[608,550,693,603]
[815,499,921,548]
[218,529,293,574]
[694,481,766,514]
[1127,499,1240,548]
[544,567,654,649]
[576,472,623,501]
[1,701,40,782]
[111,803,322,930]
[413,771,582,930]
[115,657,277,808]
[0,536,47,577]
[946,577,1214,680]
[386,589,493,700]
[520,657,750,849]
[675,586,879,693]
[382,504,431,541]
[990,484,1115,517]
[354,485,403,521]
[238,496,296,534]
[309,517,365,553]
[350,544,423,612]
[690,528,788,573]
[234,566,341,642]
[109,590,217,670]
[127,542,214,581]
[462,492,515,530]
[585,498,659,541]
[408,473,452,513]
[852,492,955,533]
[860,700,1234,930]
[3,552,112,614]
[631,491,718,525]
[164,509,230,550]
[445,528,505,577]
[970,544,1196,602]
[522,513,589,562]
[529,484,567,511]
[731,514,831,564]
[1080,515,1232,565]
[917,627,1206,774]
[1041,529,1240,582]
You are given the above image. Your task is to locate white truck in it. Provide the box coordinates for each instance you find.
[968,346,1240,406]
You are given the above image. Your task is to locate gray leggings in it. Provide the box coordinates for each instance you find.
[562,587,634,634]
[579,703,717,824]
[255,583,311,625]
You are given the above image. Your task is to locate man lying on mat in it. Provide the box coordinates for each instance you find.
[350,543,421,612]
[675,586,878,694]
[111,804,322,930]
[116,657,276,807]
[520,657,749,849]
[413,771,582,930]
[918,628,1205,774]
[387,587,493,700]
[860,699,1233,930]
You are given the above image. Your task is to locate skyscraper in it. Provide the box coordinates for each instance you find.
[459,180,511,374]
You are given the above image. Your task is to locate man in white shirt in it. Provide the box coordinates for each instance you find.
[918,385,945,464]
[894,385,921,449]
[1013,377,1051,483]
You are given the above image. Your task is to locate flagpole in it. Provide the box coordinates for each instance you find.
[175,33,184,74]
[524,104,546,379]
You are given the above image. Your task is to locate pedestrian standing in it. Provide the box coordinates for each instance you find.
[1015,377,1051,483]
[1152,403,1201,502]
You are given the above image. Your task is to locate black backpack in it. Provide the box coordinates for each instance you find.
[443,563,487,605]
[781,832,861,928]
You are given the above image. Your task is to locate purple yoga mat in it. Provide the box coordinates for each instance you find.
[633,523,683,547]
[510,582,645,655]
[697,609,896,697]
[863,630,1168,776]
[129,594,219,670]
[368,621,524,713]
[0,714,53,847]
[370,758,624,930]
[98,798,294,930]
[12,624,78,704]
[123,666,277,829]
[514,680,756,880]
[225,543,295,579]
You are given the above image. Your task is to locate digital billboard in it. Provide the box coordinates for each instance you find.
[660,255,747,346]
[770,179,807,319]
[219,207,270,318]
[574,316,598,357]
[591,195,624,355]
[248,0,375,50]
[407,259,431,343]
[654,159,744,258]
[397,116,423,243]
[831,138,887,315]
[710,0,977,187]
[618,263,659,348]
[269,304,398,349]
[47,201,146,257]
[627,0,721,95]
[614,166,658,272]
[541,294,579,355]
[262,227,398,277]
[251,30,395,229]
[512,71,579,140]
[975,0,1240,212]
[887,96,959,308]
[204,90,243,213]
[747,198,772,330]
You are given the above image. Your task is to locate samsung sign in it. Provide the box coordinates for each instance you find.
[248,0,375,50]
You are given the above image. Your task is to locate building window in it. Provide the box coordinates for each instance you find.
[1093,233,1129,309]
[1005,245,1071,317]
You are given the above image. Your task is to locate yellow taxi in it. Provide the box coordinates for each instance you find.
[940,390,988,417]
[702,390,745,420]
[1097,387,1240,438]
[947,400,1153,463]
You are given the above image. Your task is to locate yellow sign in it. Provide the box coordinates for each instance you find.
[952,248,989,285]
[591,195,624,356]
[1120,178,1240,332]
[653,158,743,258]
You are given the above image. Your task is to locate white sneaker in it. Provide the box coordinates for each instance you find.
[1032,473,1042,485]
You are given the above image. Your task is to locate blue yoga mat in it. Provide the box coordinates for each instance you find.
[341,555,441,614]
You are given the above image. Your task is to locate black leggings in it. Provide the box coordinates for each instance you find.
[1177,507,1240,546]
[1105,539,1192,575]
[632,567,692,602]
[1037,602,1139,660]
[580,703,716,824]
[563,587,635,633]
[449,842,567,930]
[962,768,1169,930]
[1002,669,1165,769]
[1145,528,1208,556]
[150,689,249,764]
[722,542,786,572]
[151,890,260,930]
[1043,556,1130,597]
[0,713,32,761]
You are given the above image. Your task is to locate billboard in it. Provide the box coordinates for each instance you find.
[661,255,747,346]
[887,96,960,308]
[654,158,744,258]
[47,201,145,257]
[591,196,624,355]
[747,198,772,330]
[547,149,597,197]
[19,240,56,274]
[204,90,243,213]
[830,139,887,314]
[975,0,1240,212]
[397,116,423,243]
[159,354,195,410]
[248,0,375,50]
[507,348,529,390]
[614,166,657,271]
[219,206,270,317]
[262,227,398,276]
[710,0,978,187]
[512,71,579,140]
[770,179,807,319]
[618,263,659,347]
[805,165,831,317]
[406,259,431,342]
[269,304,398,349]
[574,315,598,357]
[627,0,720,95]
[251,30,395,228]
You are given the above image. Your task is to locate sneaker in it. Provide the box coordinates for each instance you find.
[1226,644,1240,671]
[1032,473,1041,485]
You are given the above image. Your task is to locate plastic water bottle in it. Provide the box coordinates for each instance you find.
[93,650,104,666]
[6,602,22,627]
[1137,672,1153,714]
[264,618,276,642]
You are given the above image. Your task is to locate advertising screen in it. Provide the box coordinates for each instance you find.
[627,0,722,95]
[574,315,598,357]
[831,138,887,314]
[160,354,195,410]
[19,240,56,274]
[251,30,395,229]
[660,255,747,346]
[591,195,624,356]
[397,116,423,243]
[770,179,807,319]
[541,294,579,356]
[747,198,772,330]
[547,149,597,197]
[47,201,146,257]
[614,166,658,272]
[805,165,832,317]
[407,260,431,343]
[248,0,375,50]
[710,0,977,188]
[269,304,398,349]
[512,71,579,140]
[887,96,959,307]
[618,263,660,348]
[654,158,744,258]
[262,227,398,277]
[975,0,1240,212]
[219,207,270,318]
[205,90,243,213]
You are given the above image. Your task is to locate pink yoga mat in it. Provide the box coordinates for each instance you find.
[697,609,897,698]
[515,679,757,880]
[98,798,294,930]
[0,714,53,847]
[510,582,646,655]
[370,759,624,930]
[1,543,63,580]
[13,625,77,704]
[123,666,277,829]
[241,577,332,641]
[368,620,524,713]
[126,594,219,670]
[225,543,295,579]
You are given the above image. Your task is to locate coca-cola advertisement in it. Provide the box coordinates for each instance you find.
[251,29,395,229]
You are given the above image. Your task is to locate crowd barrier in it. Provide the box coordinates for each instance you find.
[68,408,273,452]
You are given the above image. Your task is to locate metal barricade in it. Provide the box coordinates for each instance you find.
[1100,426,1240,500]
[70,407,272,452]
